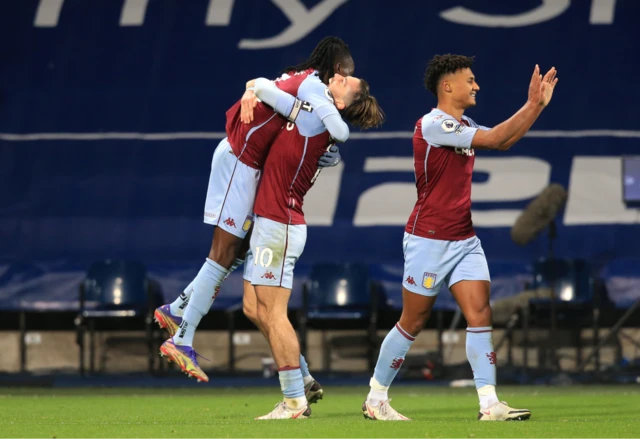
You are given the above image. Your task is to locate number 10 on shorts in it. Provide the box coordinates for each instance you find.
[254,246,273,268]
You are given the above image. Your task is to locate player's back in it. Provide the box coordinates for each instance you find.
[405,109,479,241]
[254,75,335,225]
[225,68,315,169]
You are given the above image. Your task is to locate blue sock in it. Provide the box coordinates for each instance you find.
[278,367,305,408]
[466,326,496,388]
[174,259,227,346]
[299,354,312,380]
[372,323,415,387]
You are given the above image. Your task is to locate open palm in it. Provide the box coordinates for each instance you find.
[540,67,558,107]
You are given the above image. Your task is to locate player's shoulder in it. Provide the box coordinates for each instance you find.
[299,75,333,105]
[299,73,326,92]
[415,109,448,137]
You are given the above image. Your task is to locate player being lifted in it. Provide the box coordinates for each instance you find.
[153,38,351,392]
[361,55,558,421]
[246,73,384,419]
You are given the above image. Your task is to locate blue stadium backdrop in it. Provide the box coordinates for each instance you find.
[1,0,639,311]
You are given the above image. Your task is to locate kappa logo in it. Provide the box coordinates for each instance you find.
[223,217,236,228]
[486,352,497,365]
[405,276,417,286]
[423,272,437,290]
[261,271,276,280]
[390,357,405,370]
[212,286,221,300]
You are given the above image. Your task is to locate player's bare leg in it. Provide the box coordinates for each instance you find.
[243,280,322,403]
[242,280,265,336]
[208,226,245,269]
[397,287,438,336]
[255,285,298,368]
[363,288,437,420]
[254,284,310,419]
[450,280,531,421]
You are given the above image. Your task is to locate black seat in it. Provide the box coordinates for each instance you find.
[75,260,162,374]
[298,262,382,371]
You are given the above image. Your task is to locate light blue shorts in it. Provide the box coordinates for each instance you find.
[402,232,490,296]
[245,216,306,290]
[203,138,259,239]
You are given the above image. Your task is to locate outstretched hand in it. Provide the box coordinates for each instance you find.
[540,67,558,107]
[528,64,559,107]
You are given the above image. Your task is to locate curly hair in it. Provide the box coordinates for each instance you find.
[281,36,353,85]
[340,79,385,130]
[424,54,475,97]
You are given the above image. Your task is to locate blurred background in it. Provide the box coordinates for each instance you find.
[1,0,639,387]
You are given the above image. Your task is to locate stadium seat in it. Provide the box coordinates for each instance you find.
[531,257,592,302]
[519,258,622,371]
[298,262,382,372]
[75,260,163,375]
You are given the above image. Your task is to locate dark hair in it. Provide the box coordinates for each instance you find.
[340,79,385,130]
[424,54,475,97]
[281,36,352,84]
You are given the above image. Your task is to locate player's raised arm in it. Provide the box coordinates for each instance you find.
[307,98,349,143]
[294,75,351,143]
[471,65,558,150]
[250,77,299,120]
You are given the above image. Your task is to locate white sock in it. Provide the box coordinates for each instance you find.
[173,259,227,346]
[367,377,389,406]
[478,384,499,409]
[303,375,314,386]
[224,258,244,280]
[170,259,241,317]
[169,281,194,317]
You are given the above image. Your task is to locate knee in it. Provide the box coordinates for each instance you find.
[209,235,243,268]
[399,309,431,337]
[242,299,258,325]
[466,303,493,327]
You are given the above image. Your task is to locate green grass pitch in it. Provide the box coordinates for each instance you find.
[1,385,639,437]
